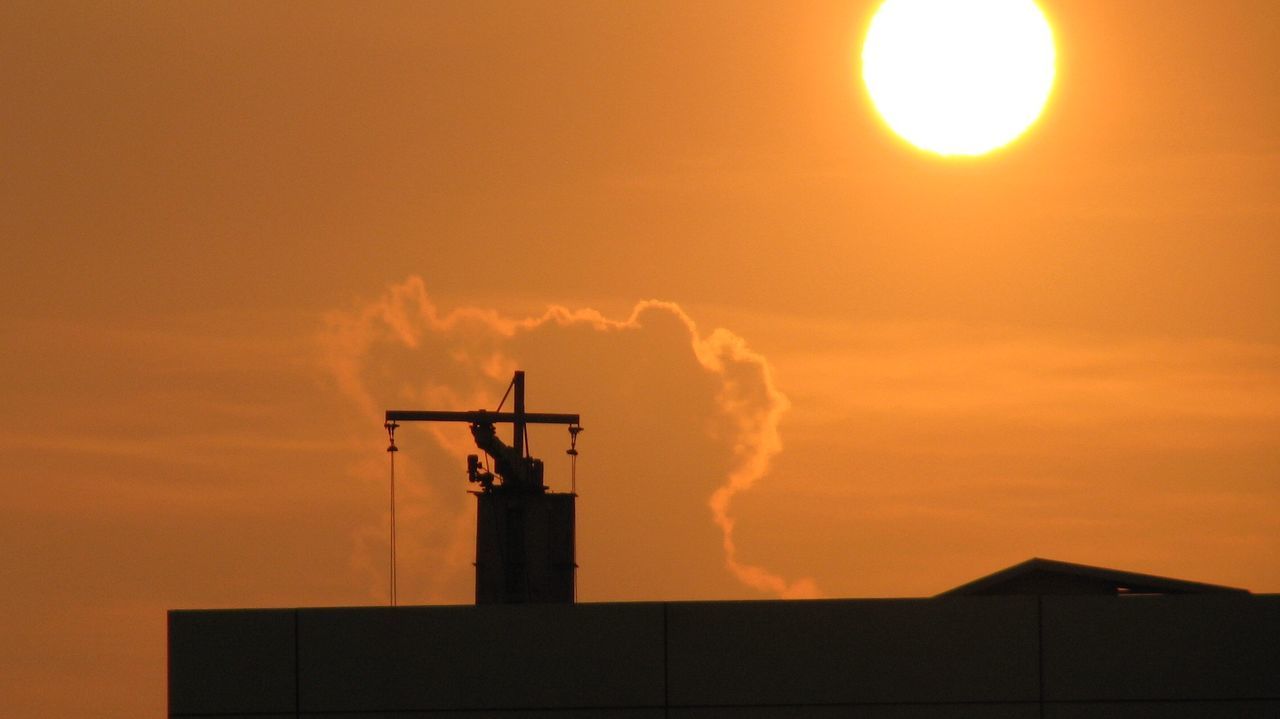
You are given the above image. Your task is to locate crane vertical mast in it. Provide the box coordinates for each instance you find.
[513,370,526,460]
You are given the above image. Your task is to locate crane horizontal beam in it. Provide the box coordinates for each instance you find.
[385,410,580,425]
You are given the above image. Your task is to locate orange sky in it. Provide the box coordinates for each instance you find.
[2,1,1278,716]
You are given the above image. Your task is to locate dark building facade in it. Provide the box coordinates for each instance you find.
[169,559,1279,718]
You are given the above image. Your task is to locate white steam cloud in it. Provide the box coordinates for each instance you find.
[322,276,818,600]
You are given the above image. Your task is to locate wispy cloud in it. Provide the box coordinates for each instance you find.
[321,276,819,600]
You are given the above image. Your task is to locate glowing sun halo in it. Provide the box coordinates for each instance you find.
[862,0,1057,156]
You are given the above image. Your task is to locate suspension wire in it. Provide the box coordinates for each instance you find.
[494,374,516,412]
[390,449,397,607]
[385,421,399,607]
[496,375,519,467]
[566,424,583,494]
[566,424,582,602]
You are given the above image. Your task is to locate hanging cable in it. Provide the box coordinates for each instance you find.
[385,420,399,607]
[494,374,516,412]
[566,423,583,602]
[566,424,583,495]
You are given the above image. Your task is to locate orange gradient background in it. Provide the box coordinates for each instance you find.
[2,2,1278,716]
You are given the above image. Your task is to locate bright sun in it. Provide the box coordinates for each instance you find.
[862,0,1056,156]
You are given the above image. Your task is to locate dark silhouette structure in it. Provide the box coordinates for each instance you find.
[169,375,1279,717]
[940,556,1250,597]
[168,559,1277,718]
[385,370,581,604]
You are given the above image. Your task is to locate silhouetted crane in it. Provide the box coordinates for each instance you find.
[386,371,582,604]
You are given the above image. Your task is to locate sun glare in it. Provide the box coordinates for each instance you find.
[862,0,1057,156]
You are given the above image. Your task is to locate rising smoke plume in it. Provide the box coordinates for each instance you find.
[322,276,818,600]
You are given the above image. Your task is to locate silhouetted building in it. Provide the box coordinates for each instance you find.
[173,373,1279,716]
[168,558,1278,718]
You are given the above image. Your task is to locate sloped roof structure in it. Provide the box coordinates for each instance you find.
[939,557,1250,597]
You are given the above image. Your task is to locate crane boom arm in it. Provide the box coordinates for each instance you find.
[385,410,580,425]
